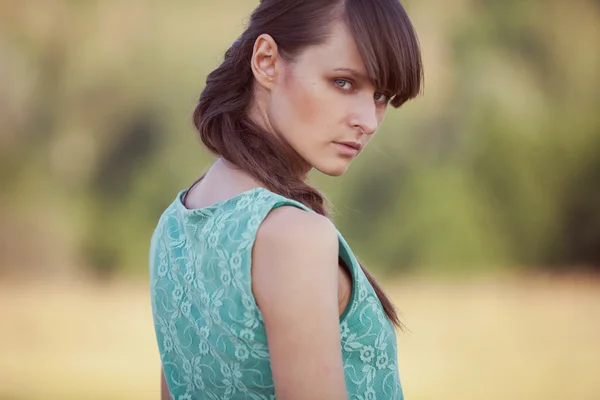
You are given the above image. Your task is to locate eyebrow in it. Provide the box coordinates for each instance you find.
[333,67,370,83]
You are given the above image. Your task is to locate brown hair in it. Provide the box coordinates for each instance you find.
[193,0,423,328]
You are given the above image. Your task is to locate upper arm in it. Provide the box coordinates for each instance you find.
[252,207,347,400]
[160,367,170,400]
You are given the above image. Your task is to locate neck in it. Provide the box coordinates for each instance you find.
[211,158,263,189]
[247,97,312,181]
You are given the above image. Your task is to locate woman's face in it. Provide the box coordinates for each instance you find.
[251,21,391,177]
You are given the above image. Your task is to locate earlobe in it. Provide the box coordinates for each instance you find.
[251,34,279,90]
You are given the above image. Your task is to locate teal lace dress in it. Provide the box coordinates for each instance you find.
[149,187,404,399]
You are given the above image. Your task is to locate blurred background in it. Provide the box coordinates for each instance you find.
[1,0,599,399]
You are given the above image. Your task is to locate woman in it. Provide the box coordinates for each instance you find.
[149,0,423,399]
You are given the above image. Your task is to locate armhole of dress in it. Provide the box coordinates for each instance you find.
[337,234,358,323]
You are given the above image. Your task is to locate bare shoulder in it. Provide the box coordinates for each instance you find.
[251,206,347,399]
[255,205,338,255]
[251,206,339,302]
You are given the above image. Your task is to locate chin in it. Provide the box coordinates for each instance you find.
[314,160,351,177]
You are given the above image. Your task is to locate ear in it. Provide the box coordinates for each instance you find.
[251,34,280,90]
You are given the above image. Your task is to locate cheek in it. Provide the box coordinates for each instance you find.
[270,74,337,149]
[285,77,321,124]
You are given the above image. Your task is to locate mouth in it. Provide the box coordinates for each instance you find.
[333,141,362,157]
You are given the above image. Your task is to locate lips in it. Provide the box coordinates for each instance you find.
[335,141,362,151]
[333,141,362,157]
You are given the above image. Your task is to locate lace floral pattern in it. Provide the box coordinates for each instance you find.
[150,188,403,399]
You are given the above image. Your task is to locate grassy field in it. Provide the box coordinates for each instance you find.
[0,275,598,400]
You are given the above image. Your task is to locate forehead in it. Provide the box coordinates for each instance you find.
[292,21,367,75]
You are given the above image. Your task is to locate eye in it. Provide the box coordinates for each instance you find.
[334,79,353,91]
[374,92,391,105]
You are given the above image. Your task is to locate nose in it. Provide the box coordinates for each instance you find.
[349,97,379,136]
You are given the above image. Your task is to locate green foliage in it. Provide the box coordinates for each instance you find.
[1,0,598,277]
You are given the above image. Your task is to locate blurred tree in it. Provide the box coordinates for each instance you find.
[1,0,598,277]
